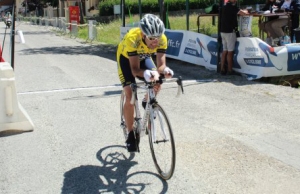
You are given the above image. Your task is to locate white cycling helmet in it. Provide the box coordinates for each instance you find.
[139,14,165,37]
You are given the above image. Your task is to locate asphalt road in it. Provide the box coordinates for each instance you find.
[1,21,300,194]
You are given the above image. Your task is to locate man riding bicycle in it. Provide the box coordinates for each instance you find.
[117,14,174,152]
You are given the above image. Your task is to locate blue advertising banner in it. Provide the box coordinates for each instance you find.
[121,26,300,80]
[286,45,300,71]
[165,30,183,57]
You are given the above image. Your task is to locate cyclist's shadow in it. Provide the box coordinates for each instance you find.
[61,145,168,194]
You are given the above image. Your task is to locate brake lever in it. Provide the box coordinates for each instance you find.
[176,76,184,97]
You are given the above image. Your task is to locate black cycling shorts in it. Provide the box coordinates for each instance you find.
[118,54,157,87]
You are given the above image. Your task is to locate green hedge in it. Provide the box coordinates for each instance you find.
[99,0,215,16]
[98,0,267,16]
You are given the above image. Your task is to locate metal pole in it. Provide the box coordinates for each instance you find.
[159,0,163,19]
[25,0,27,17]
[79,0,84,24]
[56,0,59,19]
[11,1,16,69]
[121,0,125,27]
[138,0,142,19]
[186,0,189,31]
[158,0,167,27]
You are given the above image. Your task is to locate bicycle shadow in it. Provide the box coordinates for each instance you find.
[61,145,168,194]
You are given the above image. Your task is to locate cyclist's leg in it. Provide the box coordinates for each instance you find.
[123,86,134,132]
[118,54,136,133]
[118,54,138,152]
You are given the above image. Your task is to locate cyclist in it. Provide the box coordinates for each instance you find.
[117,14,174,152]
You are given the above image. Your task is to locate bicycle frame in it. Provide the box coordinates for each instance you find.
[130,77,183,142]
[130,83,154,138]
[121,77,183,179]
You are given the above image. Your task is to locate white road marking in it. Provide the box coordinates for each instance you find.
[17,79,217,95]
[17,85,122,95]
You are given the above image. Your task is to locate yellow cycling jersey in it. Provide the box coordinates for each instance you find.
[117,27,167,61]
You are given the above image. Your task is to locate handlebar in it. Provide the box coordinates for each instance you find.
[130,76,184,105]
[176,76,184,97]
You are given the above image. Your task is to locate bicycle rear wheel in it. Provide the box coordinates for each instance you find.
[148,103,176,180]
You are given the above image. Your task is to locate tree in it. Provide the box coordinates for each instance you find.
[21,0,58,11]
[21,0,46,16]
[44,0,59,7]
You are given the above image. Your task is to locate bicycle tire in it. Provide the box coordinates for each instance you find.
[148,103,176,180]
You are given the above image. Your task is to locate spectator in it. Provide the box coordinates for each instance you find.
[220,0,248,75]
[260,0,299,45]
[284,0,299,40]
[259,0,279,44]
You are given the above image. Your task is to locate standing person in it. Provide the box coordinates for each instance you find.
[117,14,174,152]
[220,0,248,75]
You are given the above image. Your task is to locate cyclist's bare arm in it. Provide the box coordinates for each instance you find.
[129,55,144,77]
[156,52,167,74]
[156,52,173,78]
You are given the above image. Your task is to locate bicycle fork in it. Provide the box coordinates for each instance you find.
[146,88,169,144]
[150,103,170,144]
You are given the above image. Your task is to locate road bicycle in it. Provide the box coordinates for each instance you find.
[120,76,184,180]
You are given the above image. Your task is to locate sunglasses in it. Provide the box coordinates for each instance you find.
[146,36,161,41]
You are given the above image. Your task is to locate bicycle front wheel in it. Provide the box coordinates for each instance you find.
[148,103,176,180]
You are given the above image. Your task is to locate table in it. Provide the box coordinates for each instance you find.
[252,12,291,40]
[196,12,291,40]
